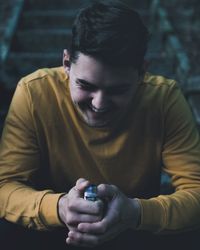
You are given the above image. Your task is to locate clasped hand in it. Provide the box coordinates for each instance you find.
[58,178,140,247]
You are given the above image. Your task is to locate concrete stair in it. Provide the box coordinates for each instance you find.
[20,10,75,29]
[13,29,71,52]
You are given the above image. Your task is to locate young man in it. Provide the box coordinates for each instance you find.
[0,1,200,249]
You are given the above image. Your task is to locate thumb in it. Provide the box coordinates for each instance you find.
[97,184,118,200]
[75,178,90,192]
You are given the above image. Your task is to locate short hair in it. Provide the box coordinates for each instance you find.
[69,0,149,73]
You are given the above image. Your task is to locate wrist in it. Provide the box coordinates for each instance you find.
[57,193,68,226]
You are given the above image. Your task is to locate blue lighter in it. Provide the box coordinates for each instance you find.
[84,184,98,201]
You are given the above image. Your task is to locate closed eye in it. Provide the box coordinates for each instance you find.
[75,79,97,91]
[76,79,131,95]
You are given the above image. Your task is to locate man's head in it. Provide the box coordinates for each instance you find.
[63,0,149,128]
[68,0,149,73]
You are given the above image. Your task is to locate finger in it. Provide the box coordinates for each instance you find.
[68,179,89,198]
[67,226,124,248]
[67,212,103,226]
[77,218,108,234]
[78,205,118,234]
[66,230,101,248]
[97,184,118,200]
[75,178,90,191]
[69,198,104,215]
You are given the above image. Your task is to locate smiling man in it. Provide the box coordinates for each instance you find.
[1,1,200,250]
[65,51,141,128]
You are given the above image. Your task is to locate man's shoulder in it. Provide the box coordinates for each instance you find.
[19,66,67,87]
[17,66,69,105]
[139,72,180,105]
[143,72,177,88]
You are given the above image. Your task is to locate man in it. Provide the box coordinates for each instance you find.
[0,0,200,249]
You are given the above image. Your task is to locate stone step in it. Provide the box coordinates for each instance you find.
[19,8,150,30]
[7,51,61,69]
[4,52,62,88]
[24,0,93,11]
[3,52,62,89]
[11,29,71,52]
[24,0,150,11]
[123,0,150,10]
[19,10,76,29]
[19,9,149,31]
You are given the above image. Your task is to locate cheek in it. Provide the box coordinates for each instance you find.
[70,87,90,103]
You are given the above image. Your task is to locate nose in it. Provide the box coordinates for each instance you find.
[91,90,109,110]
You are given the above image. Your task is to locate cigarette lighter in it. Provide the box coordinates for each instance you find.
[84,184,98,201]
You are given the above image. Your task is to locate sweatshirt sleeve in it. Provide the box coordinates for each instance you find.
[0,81,64,230]
[138,82,200,233]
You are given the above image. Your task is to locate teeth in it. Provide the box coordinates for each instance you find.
[89,105,108,113]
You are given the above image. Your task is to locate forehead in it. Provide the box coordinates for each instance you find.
[70,53,139,86]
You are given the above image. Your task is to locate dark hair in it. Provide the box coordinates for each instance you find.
[69,0,149,73]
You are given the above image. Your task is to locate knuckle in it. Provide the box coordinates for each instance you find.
[68,202,74,210]
[98,183,107,192]
[68,200,76,210]
[67,214,77,225]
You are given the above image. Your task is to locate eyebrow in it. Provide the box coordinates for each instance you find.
[76,78,132,89]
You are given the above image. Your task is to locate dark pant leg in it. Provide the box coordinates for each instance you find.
[1,219,200,250]
[0,221,151,250]
[0,218,69,250]
[94,229,200,250]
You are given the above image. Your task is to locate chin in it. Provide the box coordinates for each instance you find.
[82,116,110,128]
[86,120,109,128]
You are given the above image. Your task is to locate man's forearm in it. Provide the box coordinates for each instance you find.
[0,181,63,230]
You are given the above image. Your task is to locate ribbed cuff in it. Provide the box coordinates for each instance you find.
[136,198,166,232]
[39,192,66,228]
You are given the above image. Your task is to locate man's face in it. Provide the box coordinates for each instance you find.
[63,51,142,128]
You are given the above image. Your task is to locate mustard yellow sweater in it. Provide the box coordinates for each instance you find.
[0,67,200,233]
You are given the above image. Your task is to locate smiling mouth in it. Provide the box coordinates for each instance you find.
[88,104,110,114]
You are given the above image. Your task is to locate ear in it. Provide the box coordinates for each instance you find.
[63,49,71,74]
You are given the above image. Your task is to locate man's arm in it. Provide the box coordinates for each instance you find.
[0,81,63,230]
[138,83,200,233]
